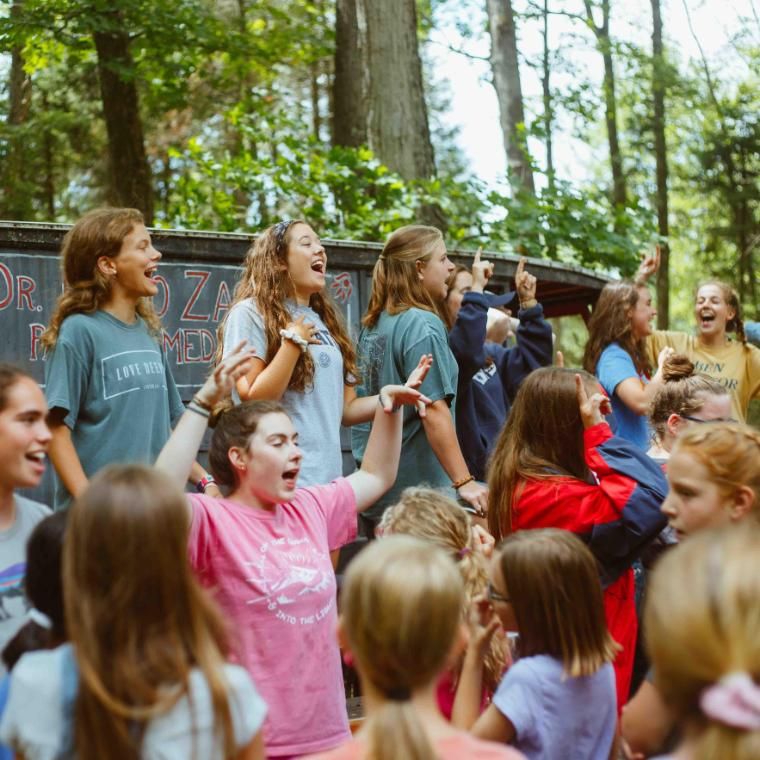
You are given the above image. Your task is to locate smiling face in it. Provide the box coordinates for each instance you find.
[101,223,162,303]
[661,450,734,540]
[232,412,303,507]
[418,241,455,302]
[629,286,656,339]
[0,377,51,492]
[284,223,327,304]
[695,284,734,341]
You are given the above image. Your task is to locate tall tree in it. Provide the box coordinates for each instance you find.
[651,0,670,327]
[584,0,627,213]
[486,0,535,193]
[91,9,154,222]
[333,0,368,147]
[541,0,554,190]
[2,0,33,219]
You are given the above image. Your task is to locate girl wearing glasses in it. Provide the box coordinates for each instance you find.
[487,367,668,709]
[647,354,732,462]
[219,220,429,487]
[454,529,618,760]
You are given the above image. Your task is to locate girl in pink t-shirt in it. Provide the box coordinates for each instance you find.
[306,535,524,760]
[156,344,431,759]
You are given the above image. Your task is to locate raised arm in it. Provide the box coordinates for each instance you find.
[155,343,255,490]
[348,384,431,511]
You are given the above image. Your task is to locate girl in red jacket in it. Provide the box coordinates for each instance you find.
[487,367,667,709]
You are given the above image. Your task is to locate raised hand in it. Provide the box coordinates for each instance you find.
[467,595,502,662]
[378,384,432,417]
[555,350,565,368]
[636,245,661,283]
[514,257,537,305]
[471,524,496,559]
[405,353,433,390]
[471,247,494,293]
[288,314,320,344]
[656,345,675,370]
[575,373,611,429]
[195,341,256,408]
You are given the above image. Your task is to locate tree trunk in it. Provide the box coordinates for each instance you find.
[333,0,368,147]
[651,0,670,327]
[92,12,154,223]
[542,0,554,190]
[2,0,33,219]
[486,0,535,194]
[584,0,627,213]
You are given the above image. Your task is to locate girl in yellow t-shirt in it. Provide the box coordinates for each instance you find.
[647,280,760,422]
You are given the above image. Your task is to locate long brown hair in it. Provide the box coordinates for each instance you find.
[497,529,619,676]
[582,281,651,378]
[487,367,597,540]
[0,363,33,411]
[64,466,237,759]
[646,525,760,760]
[41,208,161,350]
[215,220,358,392]
[341,535,464,760]
[363,225,447,328]
[379,487,506,694]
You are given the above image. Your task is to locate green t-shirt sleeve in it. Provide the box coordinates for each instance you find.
[43,324,91,431]
[397,314,457,405]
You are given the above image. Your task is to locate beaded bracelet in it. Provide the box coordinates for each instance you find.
[280,328,309,353]
[452,474,475,490]
[196,474,216,493]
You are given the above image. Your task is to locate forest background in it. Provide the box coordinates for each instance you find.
[0,0,758,363]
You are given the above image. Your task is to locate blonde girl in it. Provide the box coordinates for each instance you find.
[379,488,506,718]
[352,225,488,529]
[42,208,213,507]
[647,354,732,461]
[455,529,618,759]
[307,535,524,760]
[0,466,267,759]
[661,421,760,541]
[644,524,760,760]
[220,220,426,487]
[622,422,760,757]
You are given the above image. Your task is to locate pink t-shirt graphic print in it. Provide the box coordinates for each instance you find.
[188,478,358,757]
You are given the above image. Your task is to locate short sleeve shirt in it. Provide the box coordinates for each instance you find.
[647,331,760,422]
[223,298,345,486]
[493,655,616,760]
[44,312,184,508]
[351,308,458,520]
[0,644,266,759]
[596,343,651,449]
[187,478,357,757]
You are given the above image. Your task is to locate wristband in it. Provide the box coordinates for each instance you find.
[196,475,216,493]
[187,402,210,419]
[452,474,475,490]
[519,298,538,310]
[280,328,309,353]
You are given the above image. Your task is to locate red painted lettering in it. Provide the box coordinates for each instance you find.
[0,263,12,310]
[182,329,202,363]
[213,280,232,322]
[16,275,36,311]
[163,329,183,364]
[199,329,216,361]
[181,270,211,321]
[29,323,45,361]
[153,275,170,318]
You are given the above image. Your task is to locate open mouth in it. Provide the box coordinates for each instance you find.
[25,452,46,470]
[282,467,299,488]
[310,260,325,274]
[145,266,159,280]
[699,311,716,328]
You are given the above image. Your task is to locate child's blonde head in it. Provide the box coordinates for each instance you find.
[645,525,760,759]
[380,488,506,692]
[341,535,464,760]
[671,422,760,519]
[496,529,618,677]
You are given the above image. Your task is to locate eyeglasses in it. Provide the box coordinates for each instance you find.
[487,582,510,604]
[680,414,738,425]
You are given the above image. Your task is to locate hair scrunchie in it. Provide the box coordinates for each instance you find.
[700,672,760,731]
